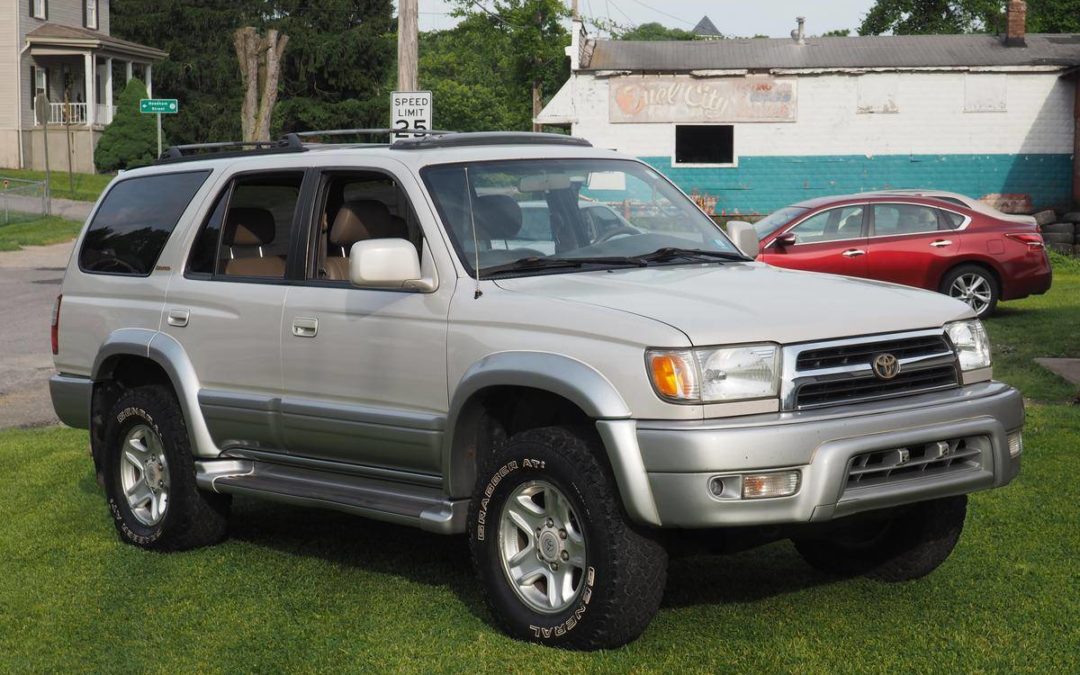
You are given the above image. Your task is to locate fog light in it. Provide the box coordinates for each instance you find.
[742,471,800,499]
[1008,431,1023,458]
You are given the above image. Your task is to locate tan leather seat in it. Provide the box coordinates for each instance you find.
[223,207,286,278]
[324,201,410,281]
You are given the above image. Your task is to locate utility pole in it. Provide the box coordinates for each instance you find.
[531,4,544,132]
[397,0,418,91]
[571,0,579,20]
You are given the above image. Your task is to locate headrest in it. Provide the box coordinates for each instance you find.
[475,195,522,240]
[331,200,406,246]
[224,207,276,246]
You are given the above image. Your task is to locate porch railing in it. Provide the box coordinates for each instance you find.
[36,103,116,126]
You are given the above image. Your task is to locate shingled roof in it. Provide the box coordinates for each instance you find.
[583,33,1080,72]
[692,16,721,38]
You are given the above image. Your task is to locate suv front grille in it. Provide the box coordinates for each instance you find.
[845,437,983,490]
[796,335,949,370]
[795,365,958,408]
[784,331,960,410]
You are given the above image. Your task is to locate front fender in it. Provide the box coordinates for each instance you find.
[443,351,660,526]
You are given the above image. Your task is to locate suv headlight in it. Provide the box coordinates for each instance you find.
[945,320,991,371]
[647,344,780,403]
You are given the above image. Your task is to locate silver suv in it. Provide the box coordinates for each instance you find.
[50,131,1024,650]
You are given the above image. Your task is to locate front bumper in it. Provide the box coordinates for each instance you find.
[602,381,1023,528]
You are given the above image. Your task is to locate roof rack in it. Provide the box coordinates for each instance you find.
[157,137,305,164]
[285,128,457,145]
[391,131,592,150]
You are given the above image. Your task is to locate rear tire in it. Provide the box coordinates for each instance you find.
[941,265,999,317]
[467,426,667,650]
[101,384,230,551]
[793,495,967,582]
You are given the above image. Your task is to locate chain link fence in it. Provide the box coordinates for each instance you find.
[0,176,49,226]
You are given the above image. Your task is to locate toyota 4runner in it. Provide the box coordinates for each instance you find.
[50,131,1024,650]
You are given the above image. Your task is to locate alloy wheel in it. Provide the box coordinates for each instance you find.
[118,424,171,526]
[948,273,993,316]
[498,480,588,614]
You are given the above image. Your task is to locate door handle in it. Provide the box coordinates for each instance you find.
[292,317,318,338]
[842,249,866,258]
[166,309,189,327]
[930,239,953,248]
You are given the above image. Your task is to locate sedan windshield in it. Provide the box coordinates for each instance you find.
[421,159,744,277]
[753,206,809,239]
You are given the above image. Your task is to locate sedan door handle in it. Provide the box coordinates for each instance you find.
[930,239,953,248]
[166,309,190,327]
[292,317,318,338]
[841,249,866,257]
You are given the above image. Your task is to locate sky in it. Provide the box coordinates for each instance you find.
[415,1,876,37]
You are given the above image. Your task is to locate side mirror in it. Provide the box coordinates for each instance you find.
[726,221,759,258]
[349,239,435,291]
[774,232,797,247]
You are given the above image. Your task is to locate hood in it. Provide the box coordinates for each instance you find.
[494,263,973,346]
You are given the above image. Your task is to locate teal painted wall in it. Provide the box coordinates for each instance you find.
[639,153,1074,216]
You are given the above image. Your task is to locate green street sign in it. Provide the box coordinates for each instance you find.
[140,98,178,114]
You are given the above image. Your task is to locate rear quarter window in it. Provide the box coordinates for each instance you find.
[79,170,211,276]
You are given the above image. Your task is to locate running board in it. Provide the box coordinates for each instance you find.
[195,459,467,535]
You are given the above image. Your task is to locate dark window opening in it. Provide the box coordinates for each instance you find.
[675,125,734,165]
[79,171,210,276]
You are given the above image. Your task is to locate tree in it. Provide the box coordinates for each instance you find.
[112,0,258,145]
[234,27,289,142]
[858,0,1080,35]
[421,1,569,132]
[94,79,159,172]
[617,22,698,41]
[822,28,852,36]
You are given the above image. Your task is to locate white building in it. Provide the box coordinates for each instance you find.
[539,4,1080,216]
[0,0,166,173]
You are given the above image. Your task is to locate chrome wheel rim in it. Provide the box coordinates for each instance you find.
[949,273,992,315]
[119,424,170,526]
[498,480,587,614]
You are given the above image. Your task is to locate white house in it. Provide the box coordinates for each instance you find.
[0,0,167,173]
[539,2,1080,216]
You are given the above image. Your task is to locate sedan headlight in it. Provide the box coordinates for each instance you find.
[945,320,991,371]
[647,344,780,403]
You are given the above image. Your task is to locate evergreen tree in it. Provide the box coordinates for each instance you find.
[94,78,160,172]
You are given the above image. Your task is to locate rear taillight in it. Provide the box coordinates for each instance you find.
[1005,233,1045,250]
[50,294,62,356]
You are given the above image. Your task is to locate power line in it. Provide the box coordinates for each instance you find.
[623,0,693,27]
[607,0,636,28]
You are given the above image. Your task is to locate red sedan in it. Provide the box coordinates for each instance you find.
[752,195,1052,317]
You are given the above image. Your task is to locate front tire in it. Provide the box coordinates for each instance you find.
[793,495,967,582]
[101,384,230,551]
[468,426,667,650]
[941,265,999,317]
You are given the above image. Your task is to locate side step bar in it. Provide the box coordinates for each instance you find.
[195,459,467,535]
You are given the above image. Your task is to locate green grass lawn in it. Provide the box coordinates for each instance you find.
[1,168,112,202]
[0,216,83,251]
[0,258,1077,672]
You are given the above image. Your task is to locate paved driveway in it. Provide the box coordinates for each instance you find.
[0,242,73,428]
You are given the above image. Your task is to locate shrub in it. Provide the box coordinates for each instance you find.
[94,79,162,172]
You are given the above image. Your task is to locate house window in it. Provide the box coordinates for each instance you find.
[674,125,735,166]
[85,0,98,29]
[30,0,46,19]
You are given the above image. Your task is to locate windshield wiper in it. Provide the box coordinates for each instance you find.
[635,247,751,264]
[480,255,648,278]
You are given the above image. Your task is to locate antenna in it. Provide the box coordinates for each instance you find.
[463,166,483,299]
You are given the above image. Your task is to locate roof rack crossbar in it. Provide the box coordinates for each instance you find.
[285,128,457,144]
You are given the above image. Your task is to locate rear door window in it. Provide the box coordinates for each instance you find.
[79,170,210,275]
[872,204,945,236]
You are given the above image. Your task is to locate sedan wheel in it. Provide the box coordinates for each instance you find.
[942,265,999,317]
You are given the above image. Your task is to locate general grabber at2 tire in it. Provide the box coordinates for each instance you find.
[468,426,668,650]
[101,384,231,551]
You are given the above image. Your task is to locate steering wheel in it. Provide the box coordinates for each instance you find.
[593,226,641,244]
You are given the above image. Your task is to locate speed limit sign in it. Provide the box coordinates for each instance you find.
[391,91,432,141]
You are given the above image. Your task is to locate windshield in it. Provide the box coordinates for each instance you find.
[753,206,809,239]
[421,159,743,277]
